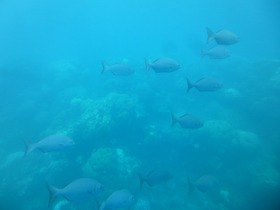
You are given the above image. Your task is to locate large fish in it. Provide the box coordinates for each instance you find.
[145,57,180,73]
[188,175,219,194]
[139,170,173,190]
[186,77,223,92]
[100,189,135,210]
[24,134,74,156]
[48,178,104,206]
[171,113,203,129]
[206,27,239,45]
[202,45,230,59]
[102,62,134,76]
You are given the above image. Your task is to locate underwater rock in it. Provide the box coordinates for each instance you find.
[231,130,260,149]
[46,92,145,141]
[83,147,141,184]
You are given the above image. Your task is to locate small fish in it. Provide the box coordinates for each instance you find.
[100,189,135,210]
[202,45,230,59]
[102,62,134,76]
[48,178,104,206]
[188,175,219,194]
[24,134,75,156]
[139,170,173,190]
[186,77,223,92]
[145,57,180,73]
[171,113,203,129]
[206,27,239,45]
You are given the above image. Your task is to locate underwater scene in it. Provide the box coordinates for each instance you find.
[0,0,280,209]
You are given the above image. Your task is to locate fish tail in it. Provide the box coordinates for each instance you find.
[186,77,193,93]
[24,142,35,157]
[139,173,145,191]
[206,27,214,43]
[99,202,106,210]
[101,61,107,74]
[145,59,150,73]
[47,183,59,207]
[171,112,177,127]
[187,177,195,195]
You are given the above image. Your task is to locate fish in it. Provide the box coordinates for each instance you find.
[206,27,239,45]
[102,62,134,76]
[188,175,219,194]
[202,45,230,59]
[100,189,135,210]
[48,178,104,206]
[139,170,173,190]
[145,57,180,73]
[186,77,223,92]
[24,134,75,156]
[171,113,203,129]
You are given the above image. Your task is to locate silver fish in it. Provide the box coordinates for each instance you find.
[202,45,230,59]
[146,57,180,73]
[100,189,135,210]
[207,27,239,45]
[48,178,104,206]
[102,62,134,76]
[186,77,223,92]
[171,113,203,129]
[139,170,173,190]
[188,175,219,194]
[24,134,74,156]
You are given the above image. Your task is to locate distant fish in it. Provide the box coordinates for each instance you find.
[171,113,203,129]
[139,170,173,190]
[48,178,104,206]
[206,27,239,45]
[100,189,135,210]
[188,175,219,194]
[145,57,180,73]
[186,77,223,92]
[202,45,230,59]
[24,134,74,156]
[102,62,134,76]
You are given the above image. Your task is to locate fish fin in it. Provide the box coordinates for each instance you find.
[24,142,35,157]
[139,173,146,191]
[187,177,195,195]
[101,61,107,74]
[47,183,58,207]
[206,27,215,43]
[100,202,106,210]
[145,59,150,73]
[186,77,193,93]
[171,112,177,127]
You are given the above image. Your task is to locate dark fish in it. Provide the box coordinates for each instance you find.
[48,178,104,206]
[139,170,173,190]
[24,134,75,156]
[202,45,230,59]
[171,113,203,129]
[207,27,239,45]
[186,77,223,92]
[188,175,219,194]
[100,189,135,210]
[102,62,134,76]
[145,57,180,73]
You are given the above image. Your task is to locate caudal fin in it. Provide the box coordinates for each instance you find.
[187,177,195,195]
[186,78,193,93]
[206,27,215,43]
[47,183,59,207]
[171,112,177,127]
[139,173,145,191]
[24,142,35,157]
[101,62,107,74]
[145,59,150,73]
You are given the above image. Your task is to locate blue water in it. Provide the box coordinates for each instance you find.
[0,0,280,209]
